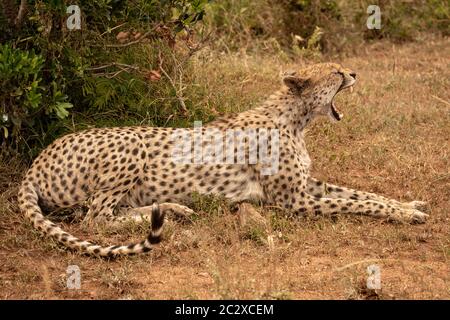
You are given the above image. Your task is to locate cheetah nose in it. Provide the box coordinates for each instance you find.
[349,72,356,79]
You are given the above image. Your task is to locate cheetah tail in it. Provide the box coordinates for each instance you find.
[17,181,166,257]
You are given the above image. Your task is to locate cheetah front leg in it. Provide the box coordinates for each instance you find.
[267,174,428,223]
[290,192,428,223]
[306,177,428,212]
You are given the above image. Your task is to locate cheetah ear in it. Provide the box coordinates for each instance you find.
[282,72,310,93]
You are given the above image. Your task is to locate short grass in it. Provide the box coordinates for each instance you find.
[0,37,449,299]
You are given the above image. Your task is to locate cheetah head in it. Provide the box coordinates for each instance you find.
[282,62,356,122]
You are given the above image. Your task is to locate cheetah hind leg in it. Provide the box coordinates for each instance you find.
[82,190,123,227]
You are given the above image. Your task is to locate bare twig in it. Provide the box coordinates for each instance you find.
[105,70,125,79]
[99,22,127,37]
[105,25,159,48]
[163,114,174,127]
[85,64,115,71]
[334,259,400,272]
[14,0,27,28]
[431,95,450,107]
[87,63,140,78]
[86,62,140,72]
[179,29,213,67]
[158,51,188,115]
[104,63,142,78]
[115,63,140,72]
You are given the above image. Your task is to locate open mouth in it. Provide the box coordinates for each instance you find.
[330,100,343,121]
[330,81,355,121]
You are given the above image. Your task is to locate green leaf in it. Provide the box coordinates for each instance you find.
[54,102,73,119]
[2,126,8,138]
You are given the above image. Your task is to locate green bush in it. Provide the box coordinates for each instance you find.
[0,44,73,151]
[0,44,44,115]
[0,0,208,156]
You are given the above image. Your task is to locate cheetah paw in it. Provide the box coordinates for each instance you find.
[159,202,195,221]
[406,201,428,213]
[391,209,429,224]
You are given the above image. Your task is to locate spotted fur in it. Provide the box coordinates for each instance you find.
[18,62,428,257]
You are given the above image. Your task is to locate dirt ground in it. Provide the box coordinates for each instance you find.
[0,38,449,300]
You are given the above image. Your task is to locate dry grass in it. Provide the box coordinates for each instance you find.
[0,38,449,300]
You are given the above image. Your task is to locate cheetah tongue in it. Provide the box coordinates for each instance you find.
[331,100,343,121]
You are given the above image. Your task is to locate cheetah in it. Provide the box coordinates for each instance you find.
[18,62,428,257]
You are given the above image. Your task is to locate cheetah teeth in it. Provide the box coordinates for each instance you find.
[349,85,354,93]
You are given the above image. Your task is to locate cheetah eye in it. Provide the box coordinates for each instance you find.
[332,70,345,79]
[283,70,297,77]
